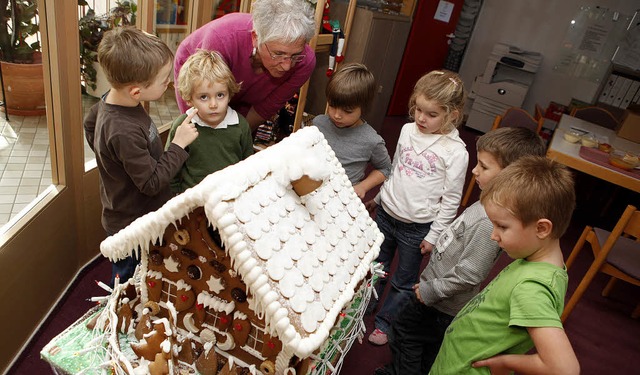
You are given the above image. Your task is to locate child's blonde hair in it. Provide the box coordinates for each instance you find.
[409,70,465,133]
[325,63,376,112]
[480,156,575,239]
[477,127,546,168]
[98,26,173,89]
[177,50,240,102]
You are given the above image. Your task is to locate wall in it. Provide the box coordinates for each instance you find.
[458,0,639,115]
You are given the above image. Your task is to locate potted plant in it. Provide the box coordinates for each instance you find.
[78,0,136,97]
[0,0,45,115]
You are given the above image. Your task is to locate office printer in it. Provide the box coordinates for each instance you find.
[467,43,543,132]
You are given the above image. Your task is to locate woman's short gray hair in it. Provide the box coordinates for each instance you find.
[251,0,316,45]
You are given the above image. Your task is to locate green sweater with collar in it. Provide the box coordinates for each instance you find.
[166,113,254,193]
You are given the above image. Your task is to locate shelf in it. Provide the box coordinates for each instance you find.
[156,24,188,33]
[316,34,334,46]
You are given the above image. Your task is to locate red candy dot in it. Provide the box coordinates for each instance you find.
[220,316,229,324]
[196,303,204,310]
[180,295,189,302]
[267,341,275,349]
[148,281,156,288]
[234,323,243,331]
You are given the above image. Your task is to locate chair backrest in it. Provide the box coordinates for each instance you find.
[570,106,620,130]
[490,107,543,134]
[622,206,640,240]
[599,205,640,258]
[535,104,545,121]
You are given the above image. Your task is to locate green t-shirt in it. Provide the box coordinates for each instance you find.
[166,112,254,193]
[430,259,568,375]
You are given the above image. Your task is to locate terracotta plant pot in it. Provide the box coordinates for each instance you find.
[0,52,46,116]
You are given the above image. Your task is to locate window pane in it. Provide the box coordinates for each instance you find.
[0,1,53,229]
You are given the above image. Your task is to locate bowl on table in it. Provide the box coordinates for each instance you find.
[608,150,640,170]
[563,130,582,143]
[580,133,598,148]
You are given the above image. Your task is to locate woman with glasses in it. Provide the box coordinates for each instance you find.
[174,0,317,131]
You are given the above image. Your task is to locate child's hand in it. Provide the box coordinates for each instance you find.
[420,240,433,255]
[472,356,510,375]
[353,183,367,199]
[172,109,199,149]
[364,199,378,215]
[413,284,424,303]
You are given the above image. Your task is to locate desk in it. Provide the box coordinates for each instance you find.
[547,114,640,193]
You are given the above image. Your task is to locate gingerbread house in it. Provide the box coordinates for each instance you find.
[92,126,383,374]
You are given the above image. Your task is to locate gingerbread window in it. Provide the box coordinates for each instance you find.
[204,309,232,331]
[245,323,266,354]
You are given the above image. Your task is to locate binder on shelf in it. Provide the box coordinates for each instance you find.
[633,87,640,105]
[600,73,618,105]
[612,77,633,108]
[606,75,626,105]
[621,80,640,109]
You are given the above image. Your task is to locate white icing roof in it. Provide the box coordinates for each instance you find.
[100,126,383,359]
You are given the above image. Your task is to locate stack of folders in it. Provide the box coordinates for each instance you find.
[599,73,640,109]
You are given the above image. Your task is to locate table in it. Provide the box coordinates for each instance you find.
[546,114,640,193]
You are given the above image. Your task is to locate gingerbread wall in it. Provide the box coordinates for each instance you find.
[144,207,283,372]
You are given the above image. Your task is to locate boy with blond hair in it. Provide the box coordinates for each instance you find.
[167,49,253,193]
[430,156,580,375]
[376,127,546,375]
[84,27,198,284]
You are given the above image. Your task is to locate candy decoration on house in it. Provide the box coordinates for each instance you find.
[326,20,345,77]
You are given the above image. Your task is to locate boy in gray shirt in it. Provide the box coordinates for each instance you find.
[375,127,546,375]
[313,63,391,199]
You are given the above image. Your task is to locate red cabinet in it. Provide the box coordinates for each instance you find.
[387,0,465,116]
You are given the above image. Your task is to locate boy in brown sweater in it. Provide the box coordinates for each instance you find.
[84,27,198,284]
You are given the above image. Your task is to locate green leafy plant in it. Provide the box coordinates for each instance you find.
[0,0,40,63]
[78,0,136,91]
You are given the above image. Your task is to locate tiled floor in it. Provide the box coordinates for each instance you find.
[0,92,180,228]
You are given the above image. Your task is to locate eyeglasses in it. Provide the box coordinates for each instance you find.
[263,43,305,64]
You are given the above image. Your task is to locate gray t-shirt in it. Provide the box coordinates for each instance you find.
[313,114,391,184]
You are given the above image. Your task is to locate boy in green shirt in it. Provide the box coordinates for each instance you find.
[430,156,580,375]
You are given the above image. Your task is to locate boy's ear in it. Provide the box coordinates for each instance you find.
[129,85,142,100]
[535,219,553,239]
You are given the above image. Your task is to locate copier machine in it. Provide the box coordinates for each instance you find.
[466,43,543,132]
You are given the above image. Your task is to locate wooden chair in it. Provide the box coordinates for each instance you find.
[562,205,640,322]
[535,103,545,124]
[569,106,620,130]
[460,107,544,207]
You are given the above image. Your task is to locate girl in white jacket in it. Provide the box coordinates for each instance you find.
[367,70,469,346]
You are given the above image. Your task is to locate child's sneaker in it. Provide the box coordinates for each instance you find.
[373,365,392,375]
[368,328,388,345]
